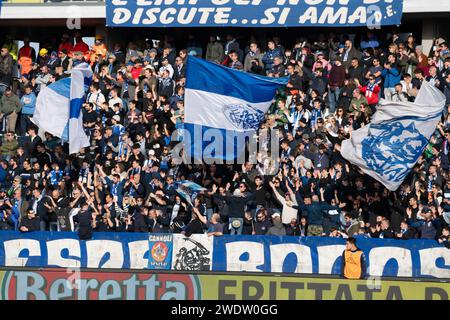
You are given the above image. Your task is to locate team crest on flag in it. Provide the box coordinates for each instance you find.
[182,56,288,163]
[361,120,429,184]
[341,81,446,191]
[223,104,265,130]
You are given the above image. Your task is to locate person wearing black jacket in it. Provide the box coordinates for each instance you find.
[437,226,450,248]
[253,208,272,235]
[130,205,149,232]
[73,202,96,240]
[173,57,186,82]
[93,210,115,232]
[379,218,395,239]
[250,176,270,208]
[395,220,417,240]
[242,211,255,235]
[0,209,15,230]
[286,218,301,236]
[212,183,254,235]
[183,206,207,237]
[157,69,174,98]
[444,72,450,107]
[296,46,315,70]
[148,208,170,233]
[347,58,365,85]
[30,188,46,230]
[23,126,42,159]
[286,64,304,93]
[212,185,230,222]
[19,208,40,232]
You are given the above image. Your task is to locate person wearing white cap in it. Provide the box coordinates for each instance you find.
[111,114,125,137]
[266,212,286,236]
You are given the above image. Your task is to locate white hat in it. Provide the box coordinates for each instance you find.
[436,38,446,46]
[271,212,281,219]
[112,115,121,122]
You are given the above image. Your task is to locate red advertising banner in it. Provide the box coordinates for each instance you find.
[0,269,201,300]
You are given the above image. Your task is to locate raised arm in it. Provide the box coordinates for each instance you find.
[192,207,207,225]
[269,180,286,206]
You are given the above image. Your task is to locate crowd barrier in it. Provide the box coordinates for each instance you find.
[0,232,449,279]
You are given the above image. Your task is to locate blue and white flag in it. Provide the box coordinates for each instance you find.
[175,180,207,207]
[33,63,93,154]
[183,56,288,162]
[341,81,446,191]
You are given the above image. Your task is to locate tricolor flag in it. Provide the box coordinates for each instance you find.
[341,81,446,191]
[32,63,93,154]
[183,56,288,163]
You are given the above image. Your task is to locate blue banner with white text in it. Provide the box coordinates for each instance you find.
[212,235,450,279]
[0,232,449,279]
[106,0,404,28]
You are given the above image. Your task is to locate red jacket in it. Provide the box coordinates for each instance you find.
[59,42,73,54]
[359,85,380,105]
[73,41,89,54]
[131,67,143,80]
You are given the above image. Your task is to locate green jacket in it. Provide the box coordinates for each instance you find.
[0,94,22,115]
[349,96,368,114]
[0,139,19,156]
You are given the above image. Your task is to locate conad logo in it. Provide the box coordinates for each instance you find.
[0,270,202,300]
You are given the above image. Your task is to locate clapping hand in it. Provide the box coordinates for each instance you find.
[406,207,412,218]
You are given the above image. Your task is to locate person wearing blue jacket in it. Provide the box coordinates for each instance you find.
[98,163,126,206]
[262,40,282,74]
[381,54,401,100]
[407,206,442,240]
[19,85,36,135]
[292,193,345,236]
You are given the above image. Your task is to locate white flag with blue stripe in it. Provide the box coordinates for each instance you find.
[33,63,93,154]
[183,56,288,162]
[341,81,446,191]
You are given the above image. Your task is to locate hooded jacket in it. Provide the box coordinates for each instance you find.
[266,219,287,236]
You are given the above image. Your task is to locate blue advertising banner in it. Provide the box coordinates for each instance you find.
[106,0,404,28]
[212,235,450,279]
[0,232,449,279]
[148,234,173,270]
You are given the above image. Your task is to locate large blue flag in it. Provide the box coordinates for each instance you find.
[183,56,288,163]
[33,63,93,154]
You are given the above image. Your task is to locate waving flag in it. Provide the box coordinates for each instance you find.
[175,180,207,207]
[341,81,446,191]
[33,63,92,154]
[183,56,288,162]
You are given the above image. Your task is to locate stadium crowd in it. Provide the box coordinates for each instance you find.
[0,29,449,247]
